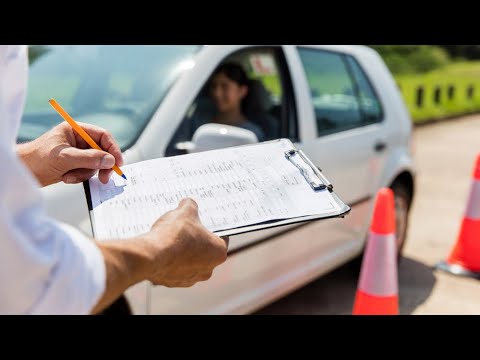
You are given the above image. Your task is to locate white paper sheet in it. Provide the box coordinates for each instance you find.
[88,139,341,240]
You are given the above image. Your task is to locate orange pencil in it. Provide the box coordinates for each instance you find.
[48,98,127,180]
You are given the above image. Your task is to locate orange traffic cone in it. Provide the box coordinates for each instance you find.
[353,187,399,315]
[436,154,480,278]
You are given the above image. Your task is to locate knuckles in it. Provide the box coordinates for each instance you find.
[199,272,213,281]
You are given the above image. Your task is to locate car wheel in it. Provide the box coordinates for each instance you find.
[391,182,412,257]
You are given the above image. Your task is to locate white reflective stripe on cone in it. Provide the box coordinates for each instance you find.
[358,232,398,296]
[465,180,480,220]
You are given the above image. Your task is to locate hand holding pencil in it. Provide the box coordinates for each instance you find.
[14,97,126,186]
[48,99,127,182]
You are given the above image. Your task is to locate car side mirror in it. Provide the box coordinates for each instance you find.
[175,123,259,153]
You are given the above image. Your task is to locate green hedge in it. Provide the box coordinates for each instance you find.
[371,45,451,75]
[396,62,480,123]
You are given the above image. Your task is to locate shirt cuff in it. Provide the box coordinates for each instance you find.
[58,223,106,311]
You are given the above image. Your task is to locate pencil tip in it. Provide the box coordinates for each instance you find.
[121,174,127,180]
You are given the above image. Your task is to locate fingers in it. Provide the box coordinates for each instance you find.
[161,280,197,288]
[62,169,97,184]
[214,237,228,264]
[159,272,213,287]
[74,123,124,167]
[199,271,213,281]
[221,236,229,248]
[98,169,114,184]
[60,147,116,171]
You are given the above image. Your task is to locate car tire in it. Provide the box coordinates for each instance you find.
[391,182,412,257]
[349,181,412,272]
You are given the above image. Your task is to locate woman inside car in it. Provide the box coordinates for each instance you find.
[165,62,267,156]
[206,62,265,142]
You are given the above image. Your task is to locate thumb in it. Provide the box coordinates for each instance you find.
[178,198,200,218]
[61,147,116,170]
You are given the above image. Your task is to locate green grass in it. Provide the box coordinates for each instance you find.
[249,74,282,98]
[396,61,480,123]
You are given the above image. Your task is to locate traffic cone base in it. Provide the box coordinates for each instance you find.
[353,290,399,315]
[435,260,480,279]
[447,218,480,272]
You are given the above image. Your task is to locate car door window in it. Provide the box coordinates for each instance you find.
[344,55,383,125]
[297,48,364,137]
[166,47,297,157]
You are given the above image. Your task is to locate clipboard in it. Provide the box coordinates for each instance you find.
[83,139,350,238]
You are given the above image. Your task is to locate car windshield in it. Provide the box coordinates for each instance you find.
[18,45,202,150]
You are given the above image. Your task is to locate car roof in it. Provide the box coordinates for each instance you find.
[198,45,377,58]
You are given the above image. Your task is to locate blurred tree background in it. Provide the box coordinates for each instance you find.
[370,45,480,74]
[369,45,480,123]
[370,45,449,74]
[28,45,50,65]
[442,45,480,60]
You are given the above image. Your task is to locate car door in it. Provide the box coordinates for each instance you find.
[293,46,386,210]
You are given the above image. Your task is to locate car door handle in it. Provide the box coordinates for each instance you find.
[374,141,387,153]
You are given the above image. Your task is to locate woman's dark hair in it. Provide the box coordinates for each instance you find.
[211,62,250,87]
[209,62,270,135]
[210,62,252,115]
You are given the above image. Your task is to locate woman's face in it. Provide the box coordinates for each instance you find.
[209,72,248,113]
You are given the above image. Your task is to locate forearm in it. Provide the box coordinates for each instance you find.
[90,237,152,314]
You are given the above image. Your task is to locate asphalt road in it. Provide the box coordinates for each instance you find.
[256,114,480,315]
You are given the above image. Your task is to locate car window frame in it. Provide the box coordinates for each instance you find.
[273,47,299,142]
[296,46,383,138]
[343,53,385,125]
[224,46,299,142]
[164,45,299,156]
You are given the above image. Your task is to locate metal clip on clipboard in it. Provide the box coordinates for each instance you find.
[285,149,333,192]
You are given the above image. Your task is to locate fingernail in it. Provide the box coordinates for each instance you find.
[101,155,115,168]
[64,175,74,184]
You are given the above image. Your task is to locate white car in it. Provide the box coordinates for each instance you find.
[19,45,415,314]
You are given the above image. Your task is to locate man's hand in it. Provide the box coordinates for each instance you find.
[92,198,229,313]
[142,198,229,287]
[17,122,123,187]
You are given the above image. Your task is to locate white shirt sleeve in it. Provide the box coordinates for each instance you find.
[0,144,106,314]
[0,45,106,314]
